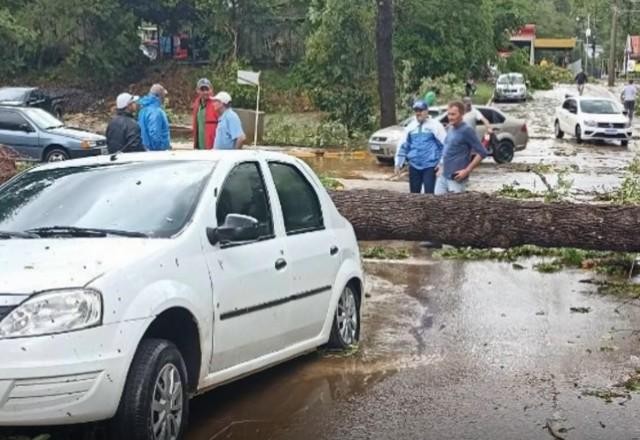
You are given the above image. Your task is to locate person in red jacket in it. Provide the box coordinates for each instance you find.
[192,78,218,149]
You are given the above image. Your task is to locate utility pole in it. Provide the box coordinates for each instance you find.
[608,0,620,86]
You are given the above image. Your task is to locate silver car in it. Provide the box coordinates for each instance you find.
[368,105,529,164]
[0,106,107,162]
[494,73,528,102]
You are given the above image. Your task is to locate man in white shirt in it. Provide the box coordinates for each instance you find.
[621,79,638,123]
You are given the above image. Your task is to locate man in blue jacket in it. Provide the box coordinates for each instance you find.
[394,100,447,194]
[138,84,171,151]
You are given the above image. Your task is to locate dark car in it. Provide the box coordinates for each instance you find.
[0,87,65,119]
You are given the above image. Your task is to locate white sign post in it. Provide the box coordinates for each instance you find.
[237,70,262,147]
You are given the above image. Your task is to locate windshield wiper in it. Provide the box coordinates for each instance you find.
[26,226,149,238]
[45,124,64,130]
[0,230,38,239]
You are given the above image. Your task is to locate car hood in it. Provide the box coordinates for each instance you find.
[496,84,525,89]
[370,125,405,141]
[47,127,105,141]
[0,238,167,294]
[582,113,628,123]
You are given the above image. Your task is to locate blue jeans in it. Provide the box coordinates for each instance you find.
[409,166,436,194]
[435,176,466,195]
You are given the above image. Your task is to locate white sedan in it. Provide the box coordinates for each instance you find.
[554,96,632,146]
[0,151,363,440]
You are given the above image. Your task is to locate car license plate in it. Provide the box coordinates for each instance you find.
[101,147,109,155]
[605,129,617,134]
[370,144,381,151]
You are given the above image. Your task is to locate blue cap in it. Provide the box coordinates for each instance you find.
[412,100,428,111]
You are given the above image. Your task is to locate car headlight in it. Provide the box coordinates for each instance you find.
[0,289,102,339]
[584,120,598,127]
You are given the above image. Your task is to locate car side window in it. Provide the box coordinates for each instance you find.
[0,110,30,131]
[563,100,577,113]
[268,162,324,235]
[484,109,505,124]
[216,162,274,239]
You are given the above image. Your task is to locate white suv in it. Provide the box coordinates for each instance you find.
[0,151,363,439]
[555,96,632,146]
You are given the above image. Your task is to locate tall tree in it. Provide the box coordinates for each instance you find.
[376,0,396,128]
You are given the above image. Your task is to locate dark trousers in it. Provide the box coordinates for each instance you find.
[409,166,436,194]
[625,100,636,121]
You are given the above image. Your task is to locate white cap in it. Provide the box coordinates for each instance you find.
[116,93,139,110]
[212,91,232,105]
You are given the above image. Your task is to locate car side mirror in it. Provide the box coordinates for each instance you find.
[207,214,260,246]
[19,123,33,133]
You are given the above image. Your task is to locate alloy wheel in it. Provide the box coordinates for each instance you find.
[151,363,184,440]
[336,287,358,345]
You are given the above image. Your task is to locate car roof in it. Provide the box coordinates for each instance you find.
[563,95,615,103]
[30,150,301,172]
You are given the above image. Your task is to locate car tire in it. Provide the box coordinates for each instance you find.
[493,139,515,164]
[622,140,630,147]
[328,285,360,349]
[111,339,189,440]
[44,147,69,162]
[575,125,583,144]
[554,120,564,139]
[376,156,394,166]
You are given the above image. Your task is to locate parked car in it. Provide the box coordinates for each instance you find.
[368,105,528,164]
[493,73,528,102]
[0,151,363,440]
[0,87,65,119]
[0,106,107,161]
[554,95,632,146]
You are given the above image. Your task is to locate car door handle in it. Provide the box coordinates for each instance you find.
[330,246,339,256]
[275,258,287,271]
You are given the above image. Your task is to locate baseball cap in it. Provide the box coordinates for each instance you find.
[212,91,232,105]
[116,93,139,110]
[150,83,168,97]
[197,78,212,90]
[412,100,428,111]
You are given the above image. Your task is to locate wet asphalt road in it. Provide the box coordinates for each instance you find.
[184,244,640,439]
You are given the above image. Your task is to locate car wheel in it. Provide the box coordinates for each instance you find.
[328,285,360,349]
[493,139,515,164]
[45,147,69,162]
[554,120,564,139]
[376,156,394,166]
[111,339,189,440]
[575,125,583,144]
[622,140,630,147]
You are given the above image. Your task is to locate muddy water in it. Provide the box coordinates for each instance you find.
[183,244,640,439]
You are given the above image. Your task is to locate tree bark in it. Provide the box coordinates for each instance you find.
[330,190,640,252]
[375,0,397,128]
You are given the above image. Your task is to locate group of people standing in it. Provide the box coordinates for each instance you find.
[394,99,488,196]
[105,78,246,155]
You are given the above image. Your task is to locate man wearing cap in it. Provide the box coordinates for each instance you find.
[192,78,218,150]
[105,93,144,154]
[394,100,447,194]
[138,83,171,151]
[212,91,246,150]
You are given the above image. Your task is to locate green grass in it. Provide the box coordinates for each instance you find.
[362,246,410,260]
[473,82,494,105]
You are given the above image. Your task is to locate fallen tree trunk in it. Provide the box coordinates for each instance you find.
[329,190,640,252]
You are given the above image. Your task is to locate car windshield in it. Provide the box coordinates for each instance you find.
[22,107,64,129]
[0,88,29,102]
[498,75,524,85]
[580,100,620,114]
[0,160,215,238]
